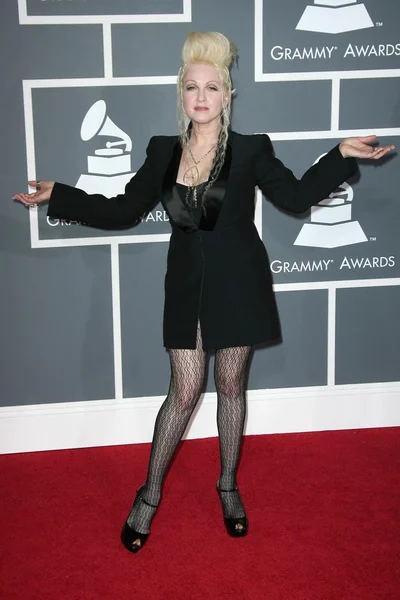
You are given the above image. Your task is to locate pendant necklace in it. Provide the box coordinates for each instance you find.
[184,142,216,208]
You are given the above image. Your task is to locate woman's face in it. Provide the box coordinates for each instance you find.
[182,62,227,127]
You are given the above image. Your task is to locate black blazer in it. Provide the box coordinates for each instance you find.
[48,131,358,350]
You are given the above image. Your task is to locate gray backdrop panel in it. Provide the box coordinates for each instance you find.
[340,79,400,130]
[112,0,250,77]
[247,290,329,390]
[2,246,115,406]
[120,243,170,398]
[336,286,400,384]
[1,3,104,79]
[234,81,332,134]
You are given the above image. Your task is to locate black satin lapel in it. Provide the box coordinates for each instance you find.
[199,143,232,231]
[162,140,197,232]
[219,141,232,182]
[162,139,181,201]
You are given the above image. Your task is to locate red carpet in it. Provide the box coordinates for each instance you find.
[1,428,399,600]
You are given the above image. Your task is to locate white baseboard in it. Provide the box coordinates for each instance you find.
[1,383,400,454]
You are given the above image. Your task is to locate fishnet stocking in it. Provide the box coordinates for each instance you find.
[215,345,252,519]
[126,329,252,535]
[127,324,206,535]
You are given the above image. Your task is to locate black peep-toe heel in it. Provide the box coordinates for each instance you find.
[216,482,248,537]
[120,485,158,553]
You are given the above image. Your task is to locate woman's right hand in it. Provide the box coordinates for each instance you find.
[12,180,55,207]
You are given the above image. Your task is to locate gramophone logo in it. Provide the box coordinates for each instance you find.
[294,154,368,249]
[76,100,134,197]
[296,0,374,35]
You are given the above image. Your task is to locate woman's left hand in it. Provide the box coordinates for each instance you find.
[339,135,395,160]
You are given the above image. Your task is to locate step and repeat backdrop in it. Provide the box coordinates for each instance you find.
[2,0,399,413]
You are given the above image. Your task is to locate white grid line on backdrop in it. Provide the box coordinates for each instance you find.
[327,287,337,386]
[110,243,123,401]
[18,0,192,24]
[103,22,113,79]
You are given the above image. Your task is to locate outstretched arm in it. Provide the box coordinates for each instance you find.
[13,137,160,230]
[255,134,394,215]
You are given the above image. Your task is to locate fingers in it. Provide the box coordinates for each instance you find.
[342,141,395,160]
[356,145,395,160]
[373,151,386,160]
[385,144,395,153]
[12,192,37,206]
[372,146,394,160]
[12,190,47,205]
[370,144,394,157]
[357,140,395,151]
[348,137,395,157]
[13,181,41,205]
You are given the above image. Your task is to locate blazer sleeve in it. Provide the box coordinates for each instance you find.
[254,134,359,214]
[47,136,159,229]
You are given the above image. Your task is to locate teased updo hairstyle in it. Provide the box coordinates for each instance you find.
[177,32,237,190]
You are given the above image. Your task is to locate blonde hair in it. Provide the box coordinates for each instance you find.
[177,32,237,202]
[181,31,236,71]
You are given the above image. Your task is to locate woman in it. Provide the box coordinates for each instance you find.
[13,32,395,553]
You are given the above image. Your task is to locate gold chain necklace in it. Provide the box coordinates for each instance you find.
[184,143,216,208]
[187,143,215,165]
